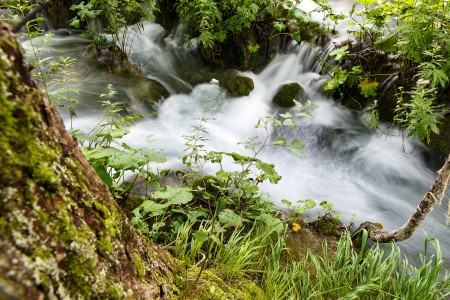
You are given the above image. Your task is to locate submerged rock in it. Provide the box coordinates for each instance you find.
[222,73,254,97]
[272,82,305,107]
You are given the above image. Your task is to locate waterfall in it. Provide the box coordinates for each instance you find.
[25,21,449,266]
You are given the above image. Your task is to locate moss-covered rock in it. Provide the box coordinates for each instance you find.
[222,73,255,97]
[174,266,264,300]
[427,114,450,155]
[272,82,305,107]
[285,216,341,262]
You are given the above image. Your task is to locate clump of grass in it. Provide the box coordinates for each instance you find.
[261,232,450,300]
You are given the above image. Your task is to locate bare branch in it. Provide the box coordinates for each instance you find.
[359,155,450,243]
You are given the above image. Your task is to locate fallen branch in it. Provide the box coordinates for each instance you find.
[359,155,450,242]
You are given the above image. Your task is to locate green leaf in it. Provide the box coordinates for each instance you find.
[292,32,301,42]
[374,33,397,53]
[298,199,316,210]
[193,231,209,242]
[82,146,121,160]
[69,18,80,28]
[279,112,293,118]
[140,200,168,217]
[319,201,334,211]
[96,129,129,139]
[228,152,255,165]
[273,137,286,146]
[283,118,298,128]
[290,138,305,149]
[108,150,141,171]
[358,77,379,97]
[281,199,292,207]
[273,21,286,32]
[357,0,379,5]
[351,66,363,75]
[293,9,311,23]
[216,169,229,181]
[134,147,167,163]
[324,69,348,91]
[256,162,281,184]
[286,146,304,156]
[258,214,284,233]
[243,184,259,194]
[152,222,165,231]
[152,186,193,205]
[294,206,306,214]
[329,45,348,62]
[219,209,246,228]
[91,162,113,187]
[187,210,208,221]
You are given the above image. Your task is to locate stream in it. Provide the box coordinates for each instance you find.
[21,20,449,266]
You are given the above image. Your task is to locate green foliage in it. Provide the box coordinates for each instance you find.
[261,233,450,299]
[321,0,449,143]
[176,0,277,49]
[324,68,348,93]
[70,0,156,58]
[127,100,314,282]
[5,0,80,127]
[363,100,380,131]
[272,0,316,43]
[358,76,379,97]
[329,45,348,62]
[78,85,166,199]
[247,43,260,54]
[394,85,446,143]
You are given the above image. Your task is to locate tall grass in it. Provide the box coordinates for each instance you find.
[261,232,450,300]
[172,218,449,299]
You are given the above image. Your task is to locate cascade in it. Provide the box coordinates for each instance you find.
[22,20,449,266]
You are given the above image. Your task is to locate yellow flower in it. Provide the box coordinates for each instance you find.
[292,222,301,233]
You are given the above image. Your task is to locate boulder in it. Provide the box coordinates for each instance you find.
[222,73,254,97]
[273,82,305,107]
[427,114,450,155]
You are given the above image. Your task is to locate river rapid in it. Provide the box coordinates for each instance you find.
[22,19,449,267]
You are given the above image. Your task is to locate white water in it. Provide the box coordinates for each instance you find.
[27,22,448,265]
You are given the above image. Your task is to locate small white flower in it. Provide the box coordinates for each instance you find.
[210,78,219,85]
[107,84,113,89]
[416,78,430,86]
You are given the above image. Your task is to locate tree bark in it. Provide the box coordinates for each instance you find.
[0,22,178,299]
[359,155,450,242]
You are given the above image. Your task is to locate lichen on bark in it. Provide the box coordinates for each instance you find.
[0,22,178,299]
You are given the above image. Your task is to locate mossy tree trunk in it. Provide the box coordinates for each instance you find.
[359,155,450,242]
[0,22,177,299]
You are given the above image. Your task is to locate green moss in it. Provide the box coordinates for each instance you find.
[93,201,121,237]
[132,252,147,281]
[222,74,255,97]
[272,82,304,107]
[314,215,342,237]
[98,282,125,300]
[56,210,78,244]
[97,236,113,254]
[174,266,264,300]
[60,253,97,296]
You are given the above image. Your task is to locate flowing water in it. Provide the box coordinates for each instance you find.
[23,21,449,266]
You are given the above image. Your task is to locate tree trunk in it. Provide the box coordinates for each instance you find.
[359,155,450,242]
[0,22,178,299]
